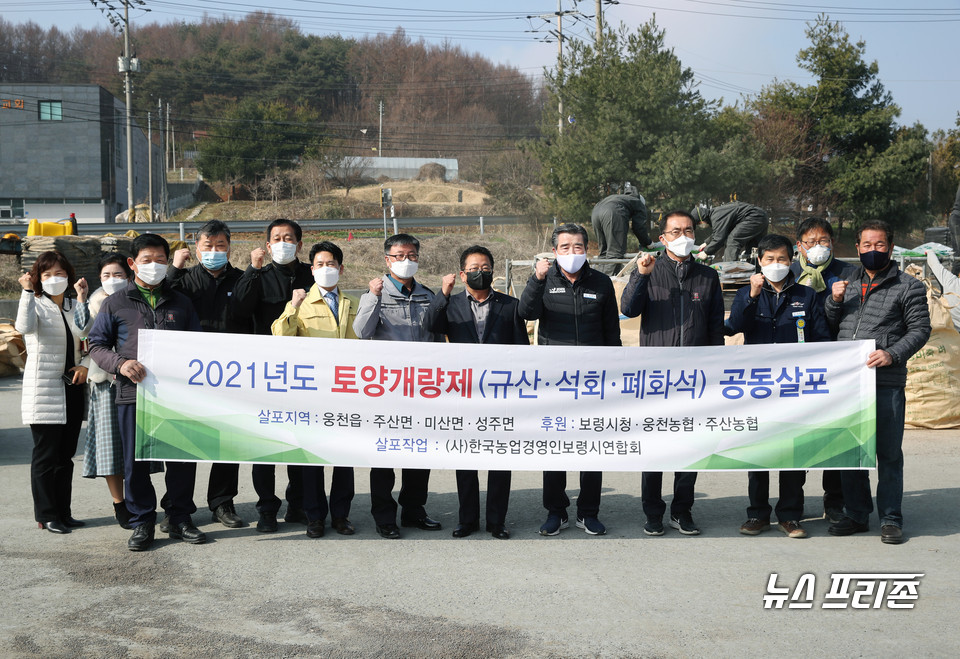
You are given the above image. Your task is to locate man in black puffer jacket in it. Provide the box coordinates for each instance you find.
[519,223,621,537]
[824,220,930,545]
[621,210,725,536]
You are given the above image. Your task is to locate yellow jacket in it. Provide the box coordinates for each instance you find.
[271,285,359,339]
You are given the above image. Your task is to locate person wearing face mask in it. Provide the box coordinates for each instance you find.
[87,234,204,552]
[354,233,444,539]
[272,241,359,539]
[424,245,530,540]
[824,220,930,545]
[166,220,252,532]
[79,253,155,531]
[621,211,725,536]
[518,223,622,537]
[788,217,857,524]
[16,250,93,534]
[692,201,769,262]
[233,219,313,531]
[725,234,829,539]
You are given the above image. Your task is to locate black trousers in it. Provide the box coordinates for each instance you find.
[747,470,806,522]
[369,468,430,526]
[822,470,844,510]
[251,464,304,515]
[120,404,197,527]
[30,384,84,523]
[207,463,239,511]
[456,470,511,527]
[302,466,355,523]
[542,471,602,518]
[641,471,697,519]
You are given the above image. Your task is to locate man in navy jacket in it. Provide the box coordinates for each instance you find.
[726,234,829,539]
[88,234,203,552]
[424,245,529,539]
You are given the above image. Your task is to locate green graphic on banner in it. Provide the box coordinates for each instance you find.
[136,397,329,464]
[686,403,876,470]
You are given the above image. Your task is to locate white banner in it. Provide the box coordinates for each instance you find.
[136,330,876,471]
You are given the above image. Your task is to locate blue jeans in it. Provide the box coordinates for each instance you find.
[840,386,905,528]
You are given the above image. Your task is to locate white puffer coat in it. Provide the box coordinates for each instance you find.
[15,290,93,425]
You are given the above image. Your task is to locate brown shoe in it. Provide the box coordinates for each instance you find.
[880,524,903,544]
[739,518,771,535]
[778,520,808,538]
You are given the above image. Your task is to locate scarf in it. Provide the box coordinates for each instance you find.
[796,252,832,293]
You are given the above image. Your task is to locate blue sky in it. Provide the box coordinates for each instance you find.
[5,0,959,133]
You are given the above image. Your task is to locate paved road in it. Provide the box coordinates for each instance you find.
[0,374,957,657]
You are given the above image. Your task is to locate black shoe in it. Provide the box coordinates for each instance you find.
[331,517,355,535]
[823,506,845,525]
[256,512,279,533]
[306,520,325,538]
[669,513,700,536]
[643,517,665,536]
[880,524,903,544]
[38,520,70,534]
[167,520,207,544]
[452,522,479,538]
[212,502,244,528]
[400,515,442,530]
[376,524,401,539]
[828,517,869,536]
[485,523,510,539]
[158,515,173,534]
[60,516,85,528]
[284,505,308,525]
[114,501,133,530]
[128,523,155,551]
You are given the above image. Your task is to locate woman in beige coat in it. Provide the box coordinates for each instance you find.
[16,251,92,534]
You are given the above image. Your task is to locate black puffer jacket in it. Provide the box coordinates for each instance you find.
[620,253,724,347]
[518,261,621,347]
[824,261,930,388]
[167,262,253,334]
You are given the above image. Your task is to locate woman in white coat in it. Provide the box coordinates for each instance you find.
[16,250,92,534]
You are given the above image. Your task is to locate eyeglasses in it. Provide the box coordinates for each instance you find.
[464,266,493,273]
[800,239,832,248]
[386,253,419,262]
[663,228,695,238]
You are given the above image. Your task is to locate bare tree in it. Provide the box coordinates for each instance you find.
[322,151,371,198]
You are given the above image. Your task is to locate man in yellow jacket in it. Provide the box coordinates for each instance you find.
[272,241,358,537]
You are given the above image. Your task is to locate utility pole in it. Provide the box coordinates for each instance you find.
[147,112,152,219]
[378,100,384,155]
[557,0,564,135]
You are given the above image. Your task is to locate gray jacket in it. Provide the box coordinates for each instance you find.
[353,275,443,342]
[824,261,931,388]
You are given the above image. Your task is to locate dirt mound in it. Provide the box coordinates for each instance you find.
[416,163,447,182]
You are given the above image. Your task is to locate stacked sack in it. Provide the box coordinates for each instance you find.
[21,235,102,284]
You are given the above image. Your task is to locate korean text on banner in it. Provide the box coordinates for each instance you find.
[135,330,876,472]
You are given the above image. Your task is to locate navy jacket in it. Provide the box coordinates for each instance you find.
[726,273,829,345]
[620,254,724,347]
[88,280,202,405]
[424,289,529,345]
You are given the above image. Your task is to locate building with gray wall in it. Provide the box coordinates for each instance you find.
[0,83,163,224]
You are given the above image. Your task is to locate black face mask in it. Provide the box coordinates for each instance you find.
[859,250,891,271]
[465,270,493,291]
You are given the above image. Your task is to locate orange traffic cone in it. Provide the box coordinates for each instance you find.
[348,231,353,241]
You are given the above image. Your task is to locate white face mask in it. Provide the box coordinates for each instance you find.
[761,263,790,283]
[135,262,167,286]
[666,235,696,258]
[389,259,419,279]
[270,241,297,265]
[313,266,340,289]
[805,244,831,265]
[555,253,587,274]
[100,278,127,295]
[42,276,69,296]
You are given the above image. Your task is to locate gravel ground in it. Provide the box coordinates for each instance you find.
[1,374,958,658]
